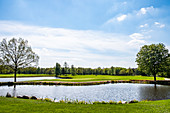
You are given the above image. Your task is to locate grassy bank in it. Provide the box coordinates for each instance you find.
[0,97,169,113]
[38,75,165,82]
[0,74,55,78]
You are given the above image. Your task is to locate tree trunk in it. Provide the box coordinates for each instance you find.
[153,74,156,84]
[14,69,17,82]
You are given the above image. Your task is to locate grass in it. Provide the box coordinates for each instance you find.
[0,74,55,78]
[0,97,169,113]
[37,75,165,82]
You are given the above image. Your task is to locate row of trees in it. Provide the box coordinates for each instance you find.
[1,59,169,78]
[0,63,141,76]
[0,66,55,75]
[55,62,144,76]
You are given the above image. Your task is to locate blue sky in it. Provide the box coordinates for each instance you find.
[0,0,170,68]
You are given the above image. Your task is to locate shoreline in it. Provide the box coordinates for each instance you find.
[0,80,170,86]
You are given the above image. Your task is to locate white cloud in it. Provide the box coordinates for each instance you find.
[160,24,165,28]
[117,15,127,22]
[154,22,159,25]
[0,21,138,68]
[129,33,144,40]
[128,39,146,48]
[154,22,165,28]
[137,6,154,15]
[105,14,127,24]
[140,24,148,28]
[105,6,155,26]
[140,8,147,14]
[128,33,147,48]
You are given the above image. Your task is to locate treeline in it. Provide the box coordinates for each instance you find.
[55,62,144,76]
[0,66,55,75]
[0,62,141,76]
[0,62,169,77]
[55,62,170,77]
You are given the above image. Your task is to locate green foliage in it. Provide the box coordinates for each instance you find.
[109,100,117,104]
[44,98,53,102]
[119,69,127,75]
[55,63,61,76]
[63,62,69,75]
[118,101,122,104]
[136,43,170,81]
[0,38,39,82]
[71,65,76,76]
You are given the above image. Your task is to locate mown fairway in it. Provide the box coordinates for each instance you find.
[37,75,165,82]
[0,74,165,82]
[0,97,169,113]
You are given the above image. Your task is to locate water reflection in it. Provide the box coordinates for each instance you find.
[0,77,59,82]
[139,84,170,100]
[13,85,16,97]
[0,83,169,102]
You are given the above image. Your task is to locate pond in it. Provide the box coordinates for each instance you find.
[0,83,169,102]
[0,77,58,82]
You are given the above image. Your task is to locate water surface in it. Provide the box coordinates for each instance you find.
[0,77,58,82]
[0,83,169,102]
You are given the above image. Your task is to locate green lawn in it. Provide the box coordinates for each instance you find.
[0,97,169,113]
[0,74,165,82]
[0,74,55,78]
[38,75,165,82]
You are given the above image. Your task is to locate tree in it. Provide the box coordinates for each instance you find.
[136,43,169,82]
[111,66,114,75]
[126,67,133,75]
[55,63,61,76]
[36,67,41,74]
[119,69,127,75]
[0,38,39,82]
[71,65,76,76]
[63,62,68,75]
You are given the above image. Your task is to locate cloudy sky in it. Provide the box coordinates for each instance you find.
[0,0,170,68]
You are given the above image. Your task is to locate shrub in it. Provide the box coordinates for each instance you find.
[93,101,101,104]
[78,101,86,104]
[109,100,117,104]
[59,100,65,103]
[118,101,122,104]
[17,96,22,98]
[22,95,29,99]
[30,96,37,100]
[44,98,53,102]
[101,101,107,104]
[129,99,138,103]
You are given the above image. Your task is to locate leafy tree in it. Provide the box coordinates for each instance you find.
[71,65,76,76]
[119,69,127,75]
[110,66,114,75]
[63,62,69,75]
[0,38,39,82]
[126,67,133,75]
[55,63,61,76]
[36,67,41,74]
[96,67,102,75]
[104,68,110,75]
[136,43,169,82]
[77,67,83,75]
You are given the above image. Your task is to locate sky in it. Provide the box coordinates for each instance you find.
[0,0,170,68]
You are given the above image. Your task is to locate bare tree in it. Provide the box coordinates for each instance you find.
[0,38,39,82]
